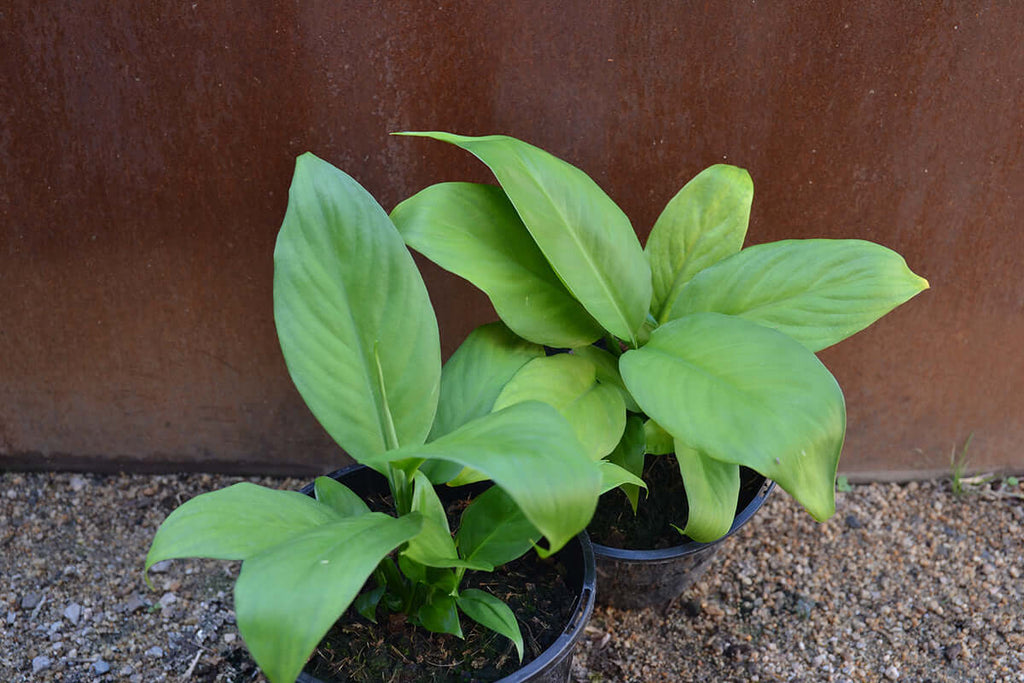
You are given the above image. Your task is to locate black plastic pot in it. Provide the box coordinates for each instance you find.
[592,473,775,610]
[296,464,596,683]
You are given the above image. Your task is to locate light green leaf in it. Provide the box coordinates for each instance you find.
[403,472,492,570]
[667,239,930,352]
[274,153,440,460]
[456,486,539,568]
[606,416,647,511]
[674,442,741,543]
[493,354,626,461]
[646,164,753,322]
[398,132,652,345]
[643,419,674,456]
[457,589,524,662]
[599,460,648,495]
[430,322,544,441]
[402,472,457,567]
[145,484,342,574]
[392,183,604,347]
[234,512,423,683]
[313,476,370,518]
[620,313,845,521]
[572,345,640,412]
[363,402,601,555]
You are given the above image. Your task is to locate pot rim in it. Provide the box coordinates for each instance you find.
[591,476,776,561]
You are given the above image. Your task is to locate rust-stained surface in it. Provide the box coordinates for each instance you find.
[1,3,1021,475]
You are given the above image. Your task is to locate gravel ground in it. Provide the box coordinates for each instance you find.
[1,470,1021,682]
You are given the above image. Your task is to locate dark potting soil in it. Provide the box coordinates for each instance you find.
[302,488,577,682]
[587,454,765,550]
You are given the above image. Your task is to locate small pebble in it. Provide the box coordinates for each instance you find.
[145,646,164,658]
[64,602,82,625]
[123,595,146,613]
[21,592,42,610]
[148,560,173,574]
[92,659,111,675]
[32,656,51,674]
[884,664,900,679]
[70,476,87,492]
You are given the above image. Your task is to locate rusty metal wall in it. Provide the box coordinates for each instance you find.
[1,2,1021,476]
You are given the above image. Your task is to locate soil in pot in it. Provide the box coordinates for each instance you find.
[588,454,767,550]
[301,484,579,683]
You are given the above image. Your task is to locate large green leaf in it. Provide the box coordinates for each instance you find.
[430,322,544,441]
[493,354,626,461]
[145,484,342,574]
[645,164,753,322]
[363,401,601,555]
[456,486,539,569]
[392,183,604,347]
[666,239,930,352]
[399,132,651,345]
[674,443,741,543]
[274,153,440,459]
[620,313,845,521]
[234,512,423,683]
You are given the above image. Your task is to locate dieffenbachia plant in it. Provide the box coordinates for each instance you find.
[145,153,604,683]
[390,131,929,544]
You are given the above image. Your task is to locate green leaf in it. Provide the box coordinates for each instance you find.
[572,345,640,412]
[398,132,652,345]
[145,484,342,574]
[313,476,370,518]
[643,419,674,455]
[234,512,423,683]
[402,471,458,567]
[457,589,524,662]
[620,313,845,521]
[363,402,601,555]
[456,486,539,568]
[667,239,930,352]
[674,442,741,542]
[392,183,604,347]
[646,164,753,322]
[430,322,544,441]
[403,472,492,570]
[354,585,386,623]
[606,416,647,511]
[493,355,626,461]
[274,153,440,460]
[599,460,648,495]
[418,592,463,637]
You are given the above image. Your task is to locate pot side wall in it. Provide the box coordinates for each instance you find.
[1,2,1021,476]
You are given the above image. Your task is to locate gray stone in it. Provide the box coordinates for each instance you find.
[92,659,111,675]
[122,595,146,613]
[144,646,163,658]
[64,602,82,625]
[21,592,42,610]
[147,560,173,574]
[69,476,87,491]
[6,611,15,624]
[32,656,51,674]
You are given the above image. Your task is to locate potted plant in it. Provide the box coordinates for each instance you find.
[145,152,607,682]
[389,131,929,608]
